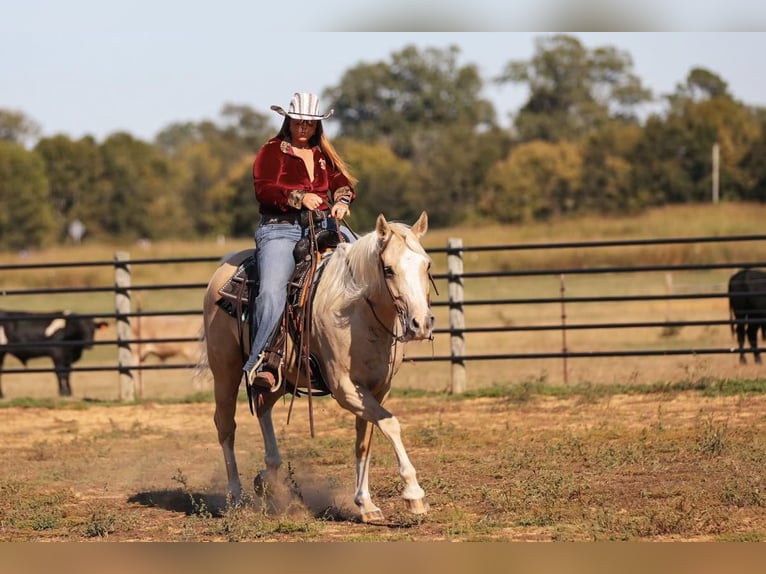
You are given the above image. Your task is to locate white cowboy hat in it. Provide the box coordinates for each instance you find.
[270,92,334,120]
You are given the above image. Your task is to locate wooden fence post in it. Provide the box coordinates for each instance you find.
[448,238,466,394]
[114,252,136,401]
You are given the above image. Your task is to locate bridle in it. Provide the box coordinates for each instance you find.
[364,237,437,344]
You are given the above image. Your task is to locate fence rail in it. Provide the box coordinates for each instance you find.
[2,233,766,399]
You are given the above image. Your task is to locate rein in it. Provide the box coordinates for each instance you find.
[286,210,350,437]
[365,296,407,343]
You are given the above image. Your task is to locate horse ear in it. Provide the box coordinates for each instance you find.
[375,213,391,244]
[411,211,428,238]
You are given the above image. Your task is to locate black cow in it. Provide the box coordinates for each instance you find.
[0,311,108,398]
[728,269,766,364]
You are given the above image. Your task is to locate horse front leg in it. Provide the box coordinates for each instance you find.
[376,414,428,515]
[354,416,384,523]
[337,385,428,520]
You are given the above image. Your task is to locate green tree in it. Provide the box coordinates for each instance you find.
[496,34,652,142]
[0,109,41,147]
[35,135,111,241]
[155,104,272,160]
[100,132,185,240]
[0,141,56,249]
[740,111,766,202]
[671,67,730,102]
[325,44,496,157]
[334,139,414,231]
[324,44,501,227]
[408,124,511,226]
[155,104,272,238]
[228,164,262,239]
[580,121,645,213]
[633,68,761,205]
[480,140,583,223]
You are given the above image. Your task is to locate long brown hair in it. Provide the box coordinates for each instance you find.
[277,117,358,186]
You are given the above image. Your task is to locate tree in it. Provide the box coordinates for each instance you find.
[496,34,652,142]
[100,132,185,240]
[633,69,761,205]
[0,141,56,250]
[35,135,111,241]
[580,121,645,213]
[154,104,272,238]
[0,109,41,147]
[740,111,766,202]
[333,139,414,231]
[325,44,497,158]
[408,124,511,226]
[479,140,583,223]
[670,67,730,103]
[155,104,272,159]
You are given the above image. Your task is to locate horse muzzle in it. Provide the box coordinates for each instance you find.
[402,311,435,341]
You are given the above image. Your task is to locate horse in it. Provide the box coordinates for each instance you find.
[202,211,435,523]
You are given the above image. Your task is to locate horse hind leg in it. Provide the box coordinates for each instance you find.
[253,392,284,499]
[214,382,243,504]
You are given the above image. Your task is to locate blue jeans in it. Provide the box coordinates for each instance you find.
[242,214,353,376]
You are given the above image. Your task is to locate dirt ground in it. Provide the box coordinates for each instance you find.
[3,385,766,542]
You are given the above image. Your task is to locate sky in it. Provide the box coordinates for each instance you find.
[3,1,766,143]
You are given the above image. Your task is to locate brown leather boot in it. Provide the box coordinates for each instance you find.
[253,370,279,392]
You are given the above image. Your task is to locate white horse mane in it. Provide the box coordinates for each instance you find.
[321,221,425,303]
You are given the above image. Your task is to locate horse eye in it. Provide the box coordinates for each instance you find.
[383,266,395,277]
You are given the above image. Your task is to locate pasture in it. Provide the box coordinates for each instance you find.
[2,203,766,541]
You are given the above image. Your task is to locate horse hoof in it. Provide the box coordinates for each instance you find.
[406,498,429,515]
[361,509,385,524]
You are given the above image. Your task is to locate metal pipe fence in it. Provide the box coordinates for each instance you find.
[2,233,765,398]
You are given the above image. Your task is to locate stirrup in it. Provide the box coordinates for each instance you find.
[243,362,281,393]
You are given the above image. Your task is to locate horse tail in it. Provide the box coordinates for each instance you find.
[191,325,211,391]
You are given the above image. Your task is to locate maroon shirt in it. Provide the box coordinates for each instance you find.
[253,137,355,215]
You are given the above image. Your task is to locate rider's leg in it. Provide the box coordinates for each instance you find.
[243,221,300,387]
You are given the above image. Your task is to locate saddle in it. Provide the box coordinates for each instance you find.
[216,230,346,399]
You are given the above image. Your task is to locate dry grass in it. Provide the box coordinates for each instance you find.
[2,391,766,541]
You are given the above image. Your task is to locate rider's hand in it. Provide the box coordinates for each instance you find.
[301,193,323,211]
[331,203,350,220]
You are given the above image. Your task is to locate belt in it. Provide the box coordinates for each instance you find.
[261,210,327,226]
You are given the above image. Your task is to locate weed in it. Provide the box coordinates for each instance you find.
[696,414,729,456]
[82,507,117,538]
[172,468,213,518]
[720,479,765,508]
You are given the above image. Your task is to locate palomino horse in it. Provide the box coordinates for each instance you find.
[202,211,435,523]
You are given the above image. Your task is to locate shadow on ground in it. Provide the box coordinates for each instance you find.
[128,489,228,517]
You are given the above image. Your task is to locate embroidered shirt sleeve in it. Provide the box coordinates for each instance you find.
[287,190,305,209]
[332,186,353,205]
